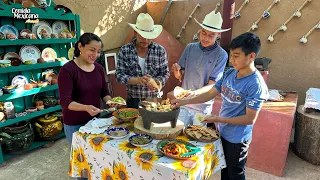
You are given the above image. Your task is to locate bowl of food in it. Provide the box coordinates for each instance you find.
[112,108,139,121]
[106,127,129,139]
[138,99,180,130]
[129,134,153,147]
[157,139,199,160]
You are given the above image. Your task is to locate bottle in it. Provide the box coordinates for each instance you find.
[4,102,15,119]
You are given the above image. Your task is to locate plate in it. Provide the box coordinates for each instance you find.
[157,139,197,160]
[19,45,41,64]
[106,127,129,139]
[52,21,68,34]
[32,20,50,35]
[0,25,18,38]
[11,75,28,89]
[61,29,70,34]
[129,134,153,147]
[112,108,139,121]
[41,48,57,62]
[36,24,52,39]
[20,29,32,38]
[3,52,19,60]
[68,47,75,60]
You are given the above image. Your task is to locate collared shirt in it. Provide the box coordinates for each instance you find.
[116,38,169,99]
[178,42,228,112]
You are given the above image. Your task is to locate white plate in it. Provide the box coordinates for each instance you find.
[52,21,68,34]
[36,24,52,39]
[32,20,50,35]
[11,75,28,89]
[19,45,41,64]
[0,25,18,38]
[41,48,57,62]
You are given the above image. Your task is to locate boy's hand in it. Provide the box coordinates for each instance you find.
[201,115,220,123]
[170,98,189,108]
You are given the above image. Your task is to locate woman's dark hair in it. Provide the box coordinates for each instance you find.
[74,33,103,58]
[229,32,261,56]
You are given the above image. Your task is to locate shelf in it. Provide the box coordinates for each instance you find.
[0,3,77,21]
[0,61,67,74]
[0,105,61,128]
[0,38,77,46]
[0,84,58,101]
[3,132,65,161]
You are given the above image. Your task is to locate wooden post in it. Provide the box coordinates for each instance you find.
[293,105,320,165]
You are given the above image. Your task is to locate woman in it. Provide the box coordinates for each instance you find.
[58,33,113,145]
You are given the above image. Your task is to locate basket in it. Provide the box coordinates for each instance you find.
[184,125,220,143]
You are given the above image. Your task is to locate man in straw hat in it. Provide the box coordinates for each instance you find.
[169,11,229,126]
[116,13,169,108]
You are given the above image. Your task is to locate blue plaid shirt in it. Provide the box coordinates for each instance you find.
[116,38,169,99]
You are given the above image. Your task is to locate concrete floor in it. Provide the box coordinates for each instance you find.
[0,138,319,180]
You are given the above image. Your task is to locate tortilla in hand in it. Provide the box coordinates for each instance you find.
[107,96,126,106]
[149,78,160,90]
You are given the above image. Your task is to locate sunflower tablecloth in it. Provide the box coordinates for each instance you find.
[69,121,226,180]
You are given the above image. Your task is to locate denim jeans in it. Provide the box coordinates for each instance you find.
[64,124,87,180]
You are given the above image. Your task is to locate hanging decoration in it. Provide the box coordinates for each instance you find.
[300,21,320,43]
[176,3,200,39]
[193,2,221,41]
[247,0,280,32]
[234,0,249,19]
[267,0,312,42]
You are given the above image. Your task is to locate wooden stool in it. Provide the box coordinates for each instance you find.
[134,116,184,140]
[294,105,320,165]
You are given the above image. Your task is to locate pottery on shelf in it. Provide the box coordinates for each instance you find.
[35,114,62,140]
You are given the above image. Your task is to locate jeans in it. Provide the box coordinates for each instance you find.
[64,124,88,180]
[221,137,251,180]
[178,106,212,127]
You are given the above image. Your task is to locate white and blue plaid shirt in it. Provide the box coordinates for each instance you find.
[116,38,169,99]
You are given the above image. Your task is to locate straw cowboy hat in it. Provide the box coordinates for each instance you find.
[194,11,230,33]
[128,13,163,39]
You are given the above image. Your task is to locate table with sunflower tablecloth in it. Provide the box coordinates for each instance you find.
[69,121,226,180]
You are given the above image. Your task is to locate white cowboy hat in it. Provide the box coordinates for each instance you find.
[128,13,163,39]
[194,11,231,33]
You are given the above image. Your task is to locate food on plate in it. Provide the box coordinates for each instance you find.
[162,142,190,156]
[185,125,219,141]
[118,110,139,119]
[142,98,172,112]
[130,136,151,145]
[107,96,126,105]
[108,130,127,137]
[176,89,195,99]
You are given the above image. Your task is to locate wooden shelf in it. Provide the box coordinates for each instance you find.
[0,105,61,128]
[0,3,77,21]
[0,61,67,74]
[3,132,65,161]
[0,38,76,46]
[0,85,58,101]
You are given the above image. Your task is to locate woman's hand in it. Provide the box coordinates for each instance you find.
[85,105,102,116]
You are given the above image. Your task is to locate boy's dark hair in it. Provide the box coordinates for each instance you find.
[74,33,103,58]
[229,32,261,56]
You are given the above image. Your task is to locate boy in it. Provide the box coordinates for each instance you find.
[171,32,269,180]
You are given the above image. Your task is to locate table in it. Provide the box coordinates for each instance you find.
[69,120,226,180]
[211,93,298,176]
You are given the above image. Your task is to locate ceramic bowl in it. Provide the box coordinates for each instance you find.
[129,134,153,147]
[0,60,11,68]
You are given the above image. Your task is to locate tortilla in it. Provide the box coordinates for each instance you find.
[107,96,126,105]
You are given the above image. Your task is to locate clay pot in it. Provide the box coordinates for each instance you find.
[35,114,62,140]
[37,58,45,64]
[0,121,34,154]
[51,79,58,85]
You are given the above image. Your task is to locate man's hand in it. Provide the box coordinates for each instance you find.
[172,63,182,82]
[85,105,103,116]
[170,98,189,109]
[201,115,220,124]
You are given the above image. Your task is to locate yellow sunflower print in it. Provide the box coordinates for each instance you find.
[119,140,141,152]
[77,161,91,179]
[73,147,88,166]
[175,136,189,142]
[113,163,130,180]
[134,149,158,171]
[204,144,214,164]
[211,153,220,171]
[89,134,108,152]
[172,156,200,180]
[101,167,116,180]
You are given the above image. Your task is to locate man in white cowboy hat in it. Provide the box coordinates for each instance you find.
[116,13,169,108]
[169,11,230,126]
